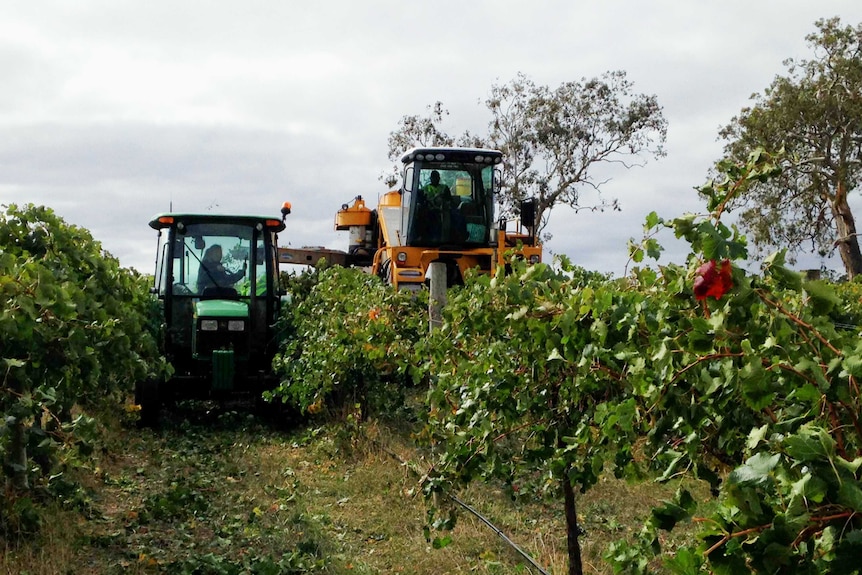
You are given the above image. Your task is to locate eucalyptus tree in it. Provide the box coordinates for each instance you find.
[718,17,862,278]
[486,71,667,235]
[386,73,667,235]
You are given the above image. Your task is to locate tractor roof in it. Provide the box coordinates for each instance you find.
[148,212,286,232]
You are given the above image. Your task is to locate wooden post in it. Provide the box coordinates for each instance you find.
[428,262,447,332]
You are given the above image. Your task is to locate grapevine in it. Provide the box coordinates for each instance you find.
[0,204,166,532]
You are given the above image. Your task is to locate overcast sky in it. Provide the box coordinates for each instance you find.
[2,1,861,276]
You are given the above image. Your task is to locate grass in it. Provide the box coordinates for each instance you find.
[1,402,712,574]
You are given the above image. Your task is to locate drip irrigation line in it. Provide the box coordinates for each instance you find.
[448,493,551,575]
[375,440,550,575]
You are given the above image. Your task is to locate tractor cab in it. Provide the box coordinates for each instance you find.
[137,210,288,422]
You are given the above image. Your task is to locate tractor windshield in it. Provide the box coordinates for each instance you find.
[407,163,494,247]
[156,222,268,298]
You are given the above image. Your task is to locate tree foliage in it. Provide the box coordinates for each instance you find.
[383,102,484,188]
[486,71,667,234]
[717,17,862,278]
[386,72,667,235]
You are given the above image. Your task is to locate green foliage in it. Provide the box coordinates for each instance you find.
[264,145,862,574]
[269,266,426,418]
[413,148,862,573]
[0,204,166,533]
[420,259,643,501]
[833,277,862,329]
[604,152,862,573]
[486,71,668,233]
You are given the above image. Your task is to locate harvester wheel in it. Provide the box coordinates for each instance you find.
[378,259,393,285]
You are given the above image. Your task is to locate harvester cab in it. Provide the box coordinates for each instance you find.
[137,209,288,423]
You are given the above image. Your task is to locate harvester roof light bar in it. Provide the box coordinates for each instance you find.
[401,147,503,164]
[415,152,448,161]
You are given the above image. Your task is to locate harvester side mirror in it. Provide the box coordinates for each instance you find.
[519,198,537,236]
[404,166,414,192]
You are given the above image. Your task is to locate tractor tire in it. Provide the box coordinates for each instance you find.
[135,379,162,427]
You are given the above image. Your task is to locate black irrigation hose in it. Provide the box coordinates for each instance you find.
[448,493,551,575]
[375,441,550,575]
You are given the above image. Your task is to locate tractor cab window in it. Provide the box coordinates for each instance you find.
[235,237,268,296]
[170,223,256,297]
[409,165,493,246]
[154,230,171,296]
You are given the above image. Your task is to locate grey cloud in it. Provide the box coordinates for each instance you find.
[0,122,362,270]
[2,0,861,277]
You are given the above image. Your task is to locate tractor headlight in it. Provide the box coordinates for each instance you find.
[396,251,408,263]
[227,320,245,332]
[200,319,219,331]
[529,254,541,264]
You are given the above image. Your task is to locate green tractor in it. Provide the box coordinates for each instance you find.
[136,204,292,424]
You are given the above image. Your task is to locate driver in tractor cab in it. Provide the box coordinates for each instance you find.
[197,244,247,294]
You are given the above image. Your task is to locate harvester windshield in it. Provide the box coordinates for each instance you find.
[405,160,495,248]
